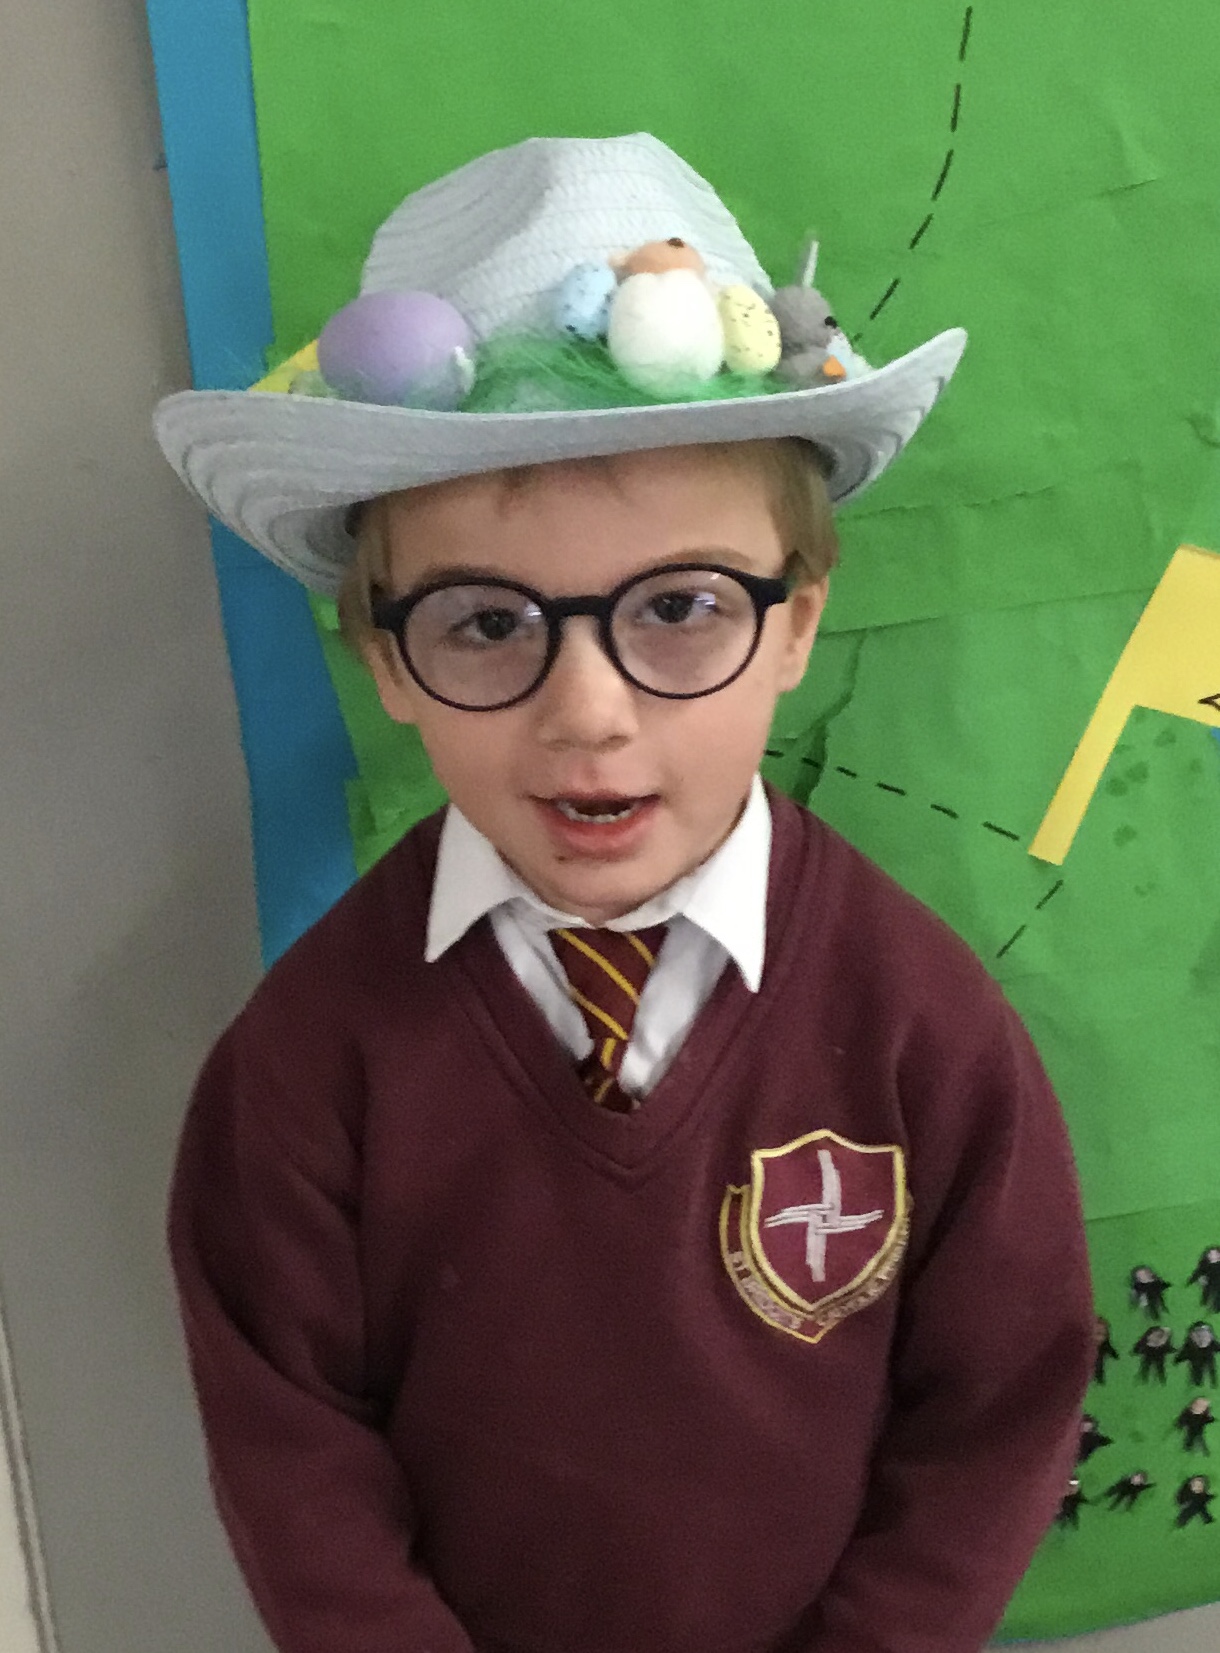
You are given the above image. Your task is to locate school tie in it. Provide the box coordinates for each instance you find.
[549,925,668,1112]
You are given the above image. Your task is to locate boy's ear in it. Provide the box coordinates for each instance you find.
[363,630,419,727]
[775,576,830,692]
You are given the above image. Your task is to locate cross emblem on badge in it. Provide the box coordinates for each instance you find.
[763,1148,885,1283]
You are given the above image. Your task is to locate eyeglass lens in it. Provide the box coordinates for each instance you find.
[402,567,763,709]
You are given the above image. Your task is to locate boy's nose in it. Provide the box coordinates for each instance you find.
[533,618,640,749]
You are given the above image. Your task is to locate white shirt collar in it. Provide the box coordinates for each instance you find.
[425,774,771,991]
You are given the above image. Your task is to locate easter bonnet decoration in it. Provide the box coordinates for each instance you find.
[154,133,967,594]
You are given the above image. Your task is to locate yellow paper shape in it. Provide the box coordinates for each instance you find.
[1029,544,1220,864]
[252,340,319,393]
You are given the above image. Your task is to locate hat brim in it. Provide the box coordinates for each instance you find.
[154,328,966,595]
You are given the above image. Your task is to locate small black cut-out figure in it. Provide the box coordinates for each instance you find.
[1175,1323,1220,1387]
[1189,1248,1220,1314]
[1134,1325,1175,1382]
[1055,1476,1088,1528]
[1175,1475,1216,1527]
[1106,1471,1154,1511]
[1177,1397,1216,1454]
[1078,1414,1112,1463]
[1130,1265,1171,1318]
[1093,1316,1119,1385]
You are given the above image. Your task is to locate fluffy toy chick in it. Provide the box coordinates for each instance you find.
[607,266,724,396]
[615,237,707,277]
[771,237,869,387]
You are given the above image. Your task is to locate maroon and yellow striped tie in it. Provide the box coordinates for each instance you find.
[549,925,668,1112]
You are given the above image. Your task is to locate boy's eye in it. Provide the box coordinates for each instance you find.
[643,589,718,625]
[620,572,748,632]
[417,586,544,650]
[459,606,522,643]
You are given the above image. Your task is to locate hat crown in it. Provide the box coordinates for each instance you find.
[360,133,772,339]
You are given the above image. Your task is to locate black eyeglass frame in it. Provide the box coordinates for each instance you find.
[370,560,792,712]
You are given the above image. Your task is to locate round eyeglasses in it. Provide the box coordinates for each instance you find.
[370,561,792,712]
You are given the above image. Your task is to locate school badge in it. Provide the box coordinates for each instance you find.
[720,1129,910,1344]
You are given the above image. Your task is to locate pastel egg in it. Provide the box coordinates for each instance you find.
[317,290,474,408]
[618,238,707,278]
[607,269,724,396]
[716,285,782,374]
[554,262,618,340]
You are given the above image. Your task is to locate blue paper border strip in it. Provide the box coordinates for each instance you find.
[145,0,358,963]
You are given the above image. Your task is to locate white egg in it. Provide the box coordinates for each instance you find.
[607,270,724,396]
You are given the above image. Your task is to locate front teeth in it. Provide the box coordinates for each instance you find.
[555,799,638,824]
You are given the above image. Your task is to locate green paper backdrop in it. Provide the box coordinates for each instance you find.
[246,0,1220,1634]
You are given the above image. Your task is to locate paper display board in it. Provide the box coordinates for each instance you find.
[148,0,1220,1635]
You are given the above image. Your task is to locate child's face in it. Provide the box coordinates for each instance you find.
[366,445,827,923]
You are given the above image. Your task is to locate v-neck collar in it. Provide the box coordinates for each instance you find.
[441,787,821,1178]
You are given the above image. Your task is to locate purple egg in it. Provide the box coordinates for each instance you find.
[317,290,474,408]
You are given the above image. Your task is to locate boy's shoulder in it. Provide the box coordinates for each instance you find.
[769,795,1056,1190]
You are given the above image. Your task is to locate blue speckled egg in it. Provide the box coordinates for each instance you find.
[317,290,474,408]
[554,262,618,341]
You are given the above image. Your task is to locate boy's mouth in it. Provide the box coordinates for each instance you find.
[551,795,651,824]
[532,794,662,861]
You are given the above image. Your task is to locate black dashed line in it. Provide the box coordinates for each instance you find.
[869,278,901,321]
[996,924,1026,960]
[806,750,1024,852]
[998,876,1065,961]
[764,748,783,758]
[855,7,972,341]
[1036,878,1065,912]
[811,748,1063,963]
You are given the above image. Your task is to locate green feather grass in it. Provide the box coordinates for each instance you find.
[287,329,791,413]
[462,331,787,414]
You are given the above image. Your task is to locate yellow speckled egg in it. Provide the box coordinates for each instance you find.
[716,285,782,374]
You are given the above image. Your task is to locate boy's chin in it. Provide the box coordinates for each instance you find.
[531,865,669,925]
[521,849,682,925]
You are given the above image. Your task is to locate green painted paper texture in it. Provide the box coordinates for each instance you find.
[245,0,1220,1635]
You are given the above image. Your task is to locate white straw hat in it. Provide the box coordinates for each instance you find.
[154,133,966,595]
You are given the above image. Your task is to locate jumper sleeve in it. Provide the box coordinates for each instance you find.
[794,1002,1094,1653]
[168,1016,475,1653]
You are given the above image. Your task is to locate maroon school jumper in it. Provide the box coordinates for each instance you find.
[169,789,1094,1653]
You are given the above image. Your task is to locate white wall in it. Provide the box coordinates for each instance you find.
[0,2,1217,1650]
[0,0,268,1647]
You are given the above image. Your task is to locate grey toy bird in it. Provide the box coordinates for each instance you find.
[771,237,869,388]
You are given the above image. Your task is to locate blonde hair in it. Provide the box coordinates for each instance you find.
[337,437,838,657]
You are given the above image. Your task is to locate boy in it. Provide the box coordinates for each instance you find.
[158,134,1095,1653]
